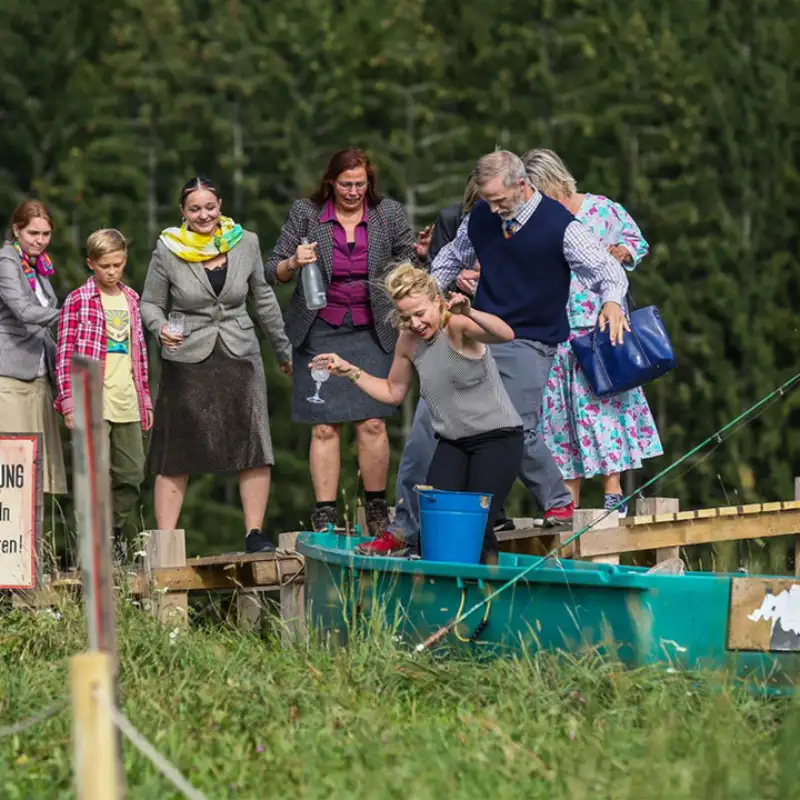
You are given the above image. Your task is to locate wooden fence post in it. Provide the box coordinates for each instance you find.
[143,529,188,626]
[279,532,306,645]
[573,508,620,564]
[69,355,126,797]
[636,497,680,563]
[70,651,121,800]
[236,589,263,630]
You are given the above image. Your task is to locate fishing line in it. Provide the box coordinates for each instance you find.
[415,370,800,653]
[648,385,792,498]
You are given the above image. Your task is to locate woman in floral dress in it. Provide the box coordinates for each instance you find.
[523,149,663,517]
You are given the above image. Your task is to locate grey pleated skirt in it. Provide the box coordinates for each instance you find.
[292,315,397,424]
[147,342,273,476]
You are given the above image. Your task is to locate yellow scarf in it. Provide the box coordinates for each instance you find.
[159,216,244,263]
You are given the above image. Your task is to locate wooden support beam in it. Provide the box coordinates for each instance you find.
[131,552,304,594]
[139,566,242,593]
[12,575,82,609]
[577,507,800,559]
[236,589,263,631]
[636,497,680,563]
[251,556,304,586]
[279,532,306,646]
[573,508,620,564]
[143,529,188,626]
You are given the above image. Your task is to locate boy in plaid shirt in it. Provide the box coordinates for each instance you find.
[56,229,152,556]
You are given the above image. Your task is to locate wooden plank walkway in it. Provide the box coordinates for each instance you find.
[576,506,800,559]
[495,501,800,565]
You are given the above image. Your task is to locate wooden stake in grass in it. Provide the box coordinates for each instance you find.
[70,651,122,800]
[70,355,126,797]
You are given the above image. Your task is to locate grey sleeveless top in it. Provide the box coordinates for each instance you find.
[412,330,522,440]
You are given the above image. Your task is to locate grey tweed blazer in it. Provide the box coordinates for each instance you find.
[264,197,416,353]
[140,230,292,365]
[0,243,59,380]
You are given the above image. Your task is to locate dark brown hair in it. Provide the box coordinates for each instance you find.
[309,149,380,207]
[179,176,221,209]
[9,199,53,237]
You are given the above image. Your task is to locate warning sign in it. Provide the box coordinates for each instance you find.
[0,435,40,589]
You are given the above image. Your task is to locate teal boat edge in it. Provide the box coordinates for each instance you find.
[296,531,800,695]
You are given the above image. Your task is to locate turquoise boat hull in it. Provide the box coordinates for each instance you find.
[297,532,800,693]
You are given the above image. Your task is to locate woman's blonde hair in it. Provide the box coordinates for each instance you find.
[384,263,442,328]
[521,148,577,198]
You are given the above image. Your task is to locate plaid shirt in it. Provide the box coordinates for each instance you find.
[55,277,152,424]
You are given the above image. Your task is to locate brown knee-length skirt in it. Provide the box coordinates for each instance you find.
[0,376,66,495]
[147,342,273,477]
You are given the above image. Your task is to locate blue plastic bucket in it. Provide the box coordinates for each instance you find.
[417,487,493,564]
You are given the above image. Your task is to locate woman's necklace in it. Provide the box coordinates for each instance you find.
[204,255,227,271]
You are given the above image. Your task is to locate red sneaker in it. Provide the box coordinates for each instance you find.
[543,502,574,528]
[355,531,410,557]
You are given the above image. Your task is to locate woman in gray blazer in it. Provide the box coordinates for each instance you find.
[141,177,292,553]
[0,200,66,495]
[266,148,418,537]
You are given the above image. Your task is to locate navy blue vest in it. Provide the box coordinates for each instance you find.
[468,197,573,344]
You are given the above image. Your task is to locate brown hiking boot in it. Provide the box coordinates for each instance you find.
[365,498,390,537]
[310,505,340,532]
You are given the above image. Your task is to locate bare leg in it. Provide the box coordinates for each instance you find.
[603,472,622,495]
[154,474,189,530]
[565,478,581,507]
[354,418,389,492]
[239,466,271,531]
[310,423,342,501]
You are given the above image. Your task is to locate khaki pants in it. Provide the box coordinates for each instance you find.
[105,421,145,530]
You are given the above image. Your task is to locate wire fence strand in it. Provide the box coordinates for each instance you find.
[0,697,69,738]
[95,692,209,800]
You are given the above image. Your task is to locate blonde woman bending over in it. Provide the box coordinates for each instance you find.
[311,264,522,564]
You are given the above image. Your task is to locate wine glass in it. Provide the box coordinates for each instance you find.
[307,366,330,404]
[165,312,184,352]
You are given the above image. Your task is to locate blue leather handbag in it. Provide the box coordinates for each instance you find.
[569,304,675,397]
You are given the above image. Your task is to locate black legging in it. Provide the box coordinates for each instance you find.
[425,427,523,561]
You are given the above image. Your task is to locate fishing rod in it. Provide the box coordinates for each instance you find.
[415,369,800,653]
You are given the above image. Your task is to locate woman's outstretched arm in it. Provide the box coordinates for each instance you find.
[311,332,417,407]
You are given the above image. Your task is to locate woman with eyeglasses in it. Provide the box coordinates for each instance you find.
[266,148,420,536]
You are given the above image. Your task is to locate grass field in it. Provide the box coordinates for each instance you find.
[1,596,799,800]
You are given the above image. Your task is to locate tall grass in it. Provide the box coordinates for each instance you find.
[1,595,799,799]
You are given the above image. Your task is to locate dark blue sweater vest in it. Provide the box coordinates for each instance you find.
[468,197,573,344]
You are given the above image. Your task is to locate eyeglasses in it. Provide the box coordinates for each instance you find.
[335,180,368,191]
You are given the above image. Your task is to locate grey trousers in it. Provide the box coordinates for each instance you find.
[389,338,572,543]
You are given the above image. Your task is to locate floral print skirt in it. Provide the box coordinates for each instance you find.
[539,329,664,480]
